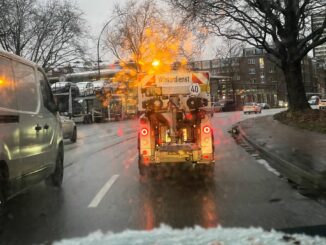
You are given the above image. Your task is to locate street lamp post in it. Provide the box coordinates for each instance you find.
[97,16,118,80]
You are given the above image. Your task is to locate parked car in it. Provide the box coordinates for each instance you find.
[318,99,326,110]
[308,96,320,106]
[221,100,242,112]
[59,115,77,143]
[93,80,112,95]
[51,82,80,96]
[211,102,223,112]
[76,82,94,96]
[258,103,270,109]
[0,51,64,219]
[243,102,262,114]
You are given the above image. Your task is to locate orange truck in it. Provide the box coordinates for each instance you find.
[137,71,215,175]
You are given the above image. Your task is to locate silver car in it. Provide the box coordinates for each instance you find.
[76,82,94,96]
[0,51,64,220]
[60,116,77,143]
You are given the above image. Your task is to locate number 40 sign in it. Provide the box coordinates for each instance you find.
[189,84,201,96]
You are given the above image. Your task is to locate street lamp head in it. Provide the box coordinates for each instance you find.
[152,60,160,67]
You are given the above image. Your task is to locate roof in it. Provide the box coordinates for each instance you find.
[0,50,41,69]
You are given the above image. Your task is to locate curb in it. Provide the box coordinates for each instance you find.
[232,123,326,194]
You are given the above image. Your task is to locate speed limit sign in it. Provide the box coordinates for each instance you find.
[189,84,201,96]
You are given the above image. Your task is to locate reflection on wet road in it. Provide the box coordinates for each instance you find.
[1,109,326,244]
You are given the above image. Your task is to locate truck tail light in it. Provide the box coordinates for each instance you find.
[203,126,211,134]
[141,128,149,136]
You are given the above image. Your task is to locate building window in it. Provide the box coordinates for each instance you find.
[231,58,240,66]
[259,58,264,69]
[269,66,275,73]
[251,79,256,83]
[244,48,255,56]
[234,75,240,81]
[248,58,256,64]
[249,68,256,74]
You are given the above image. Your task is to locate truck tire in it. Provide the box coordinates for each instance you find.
[45,147,64,187]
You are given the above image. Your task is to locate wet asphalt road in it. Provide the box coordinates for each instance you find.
[1,109,326,244]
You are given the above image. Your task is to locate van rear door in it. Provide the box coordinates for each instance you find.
[13,60,44,180]
[0,56,21,182]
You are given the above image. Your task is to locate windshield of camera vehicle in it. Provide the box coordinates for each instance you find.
[1,0,326,244]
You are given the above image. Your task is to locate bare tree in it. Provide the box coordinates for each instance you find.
[0,0,86,72]
[214,38,244,59]
[169,0,326,111]
[214,38,245,103]
[0,0,36,56]
[104,0,203,74]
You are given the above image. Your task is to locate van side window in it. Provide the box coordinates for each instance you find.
[37,71,56,113]
[0,57,17,110]
[12,61,38,112]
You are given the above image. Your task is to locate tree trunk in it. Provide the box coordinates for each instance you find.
[282,60,310,111]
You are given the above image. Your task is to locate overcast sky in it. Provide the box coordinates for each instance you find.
[77,0,126,36]
[76,0,215,62]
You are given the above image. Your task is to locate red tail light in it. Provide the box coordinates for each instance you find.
[203,126,211,134]
[141,128,149,136]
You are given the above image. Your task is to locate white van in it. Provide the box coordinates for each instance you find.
[0,51,64,214]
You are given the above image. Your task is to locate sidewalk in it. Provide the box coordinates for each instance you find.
[233,116,326,193]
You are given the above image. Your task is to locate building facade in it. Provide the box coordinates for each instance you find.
[189,47,321,106]
[312,3,326,62]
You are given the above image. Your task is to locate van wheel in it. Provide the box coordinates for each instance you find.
[46,148,64,187]
[70,127,77,143]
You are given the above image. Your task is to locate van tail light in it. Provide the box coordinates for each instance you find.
[141,128,149,136]
[203,126,211,134]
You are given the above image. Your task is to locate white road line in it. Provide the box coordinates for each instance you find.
[256,159,281,177]
[88,174,119,208]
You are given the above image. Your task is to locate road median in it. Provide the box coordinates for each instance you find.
[232,116,326,196]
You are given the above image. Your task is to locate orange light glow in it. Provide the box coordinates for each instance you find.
[111,22,197,88]
[151,60,160,67]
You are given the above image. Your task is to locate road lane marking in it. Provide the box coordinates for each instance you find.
[88,174,119,208]
[256,159,281,177]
